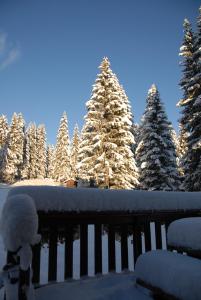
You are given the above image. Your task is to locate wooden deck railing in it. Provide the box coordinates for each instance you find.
[31,208,201,286]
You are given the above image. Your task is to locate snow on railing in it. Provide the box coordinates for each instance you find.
[5,186,201,291]
[8,186,201,212]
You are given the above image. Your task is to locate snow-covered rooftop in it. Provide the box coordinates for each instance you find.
[8,186,201,213]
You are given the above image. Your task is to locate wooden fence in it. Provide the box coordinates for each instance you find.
[31,209,201,286]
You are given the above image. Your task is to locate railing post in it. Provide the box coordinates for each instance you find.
[48,226,58,282]
[64,225,73,279]
[155,222,162,249]
[108,224,115,272]
[80,224,88,277]
[144,221,151,252]
[95,224,102,274]
[121,224,128,270]
[32,242,41,285]
[133,223,142,265]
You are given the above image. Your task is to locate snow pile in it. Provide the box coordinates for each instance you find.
[135,250,201,300]
[8,186,201,212]
[167,217,201,250]
[0,194,40,270]
[36,273,152,300]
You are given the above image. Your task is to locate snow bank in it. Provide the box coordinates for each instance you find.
[135,250,201,300]
[0,194,40,269]
[7,186,201,212]
[167,217,201,250]
[36,273,152,300]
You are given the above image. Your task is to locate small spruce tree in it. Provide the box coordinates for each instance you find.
[70,124,80,180]
[136,85,180,191]
[53,112,71,182]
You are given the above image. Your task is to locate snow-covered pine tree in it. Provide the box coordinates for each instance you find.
[0,115,9,149]
[78,57,138,189]
[136,84,180,191]
[177,18,197,189]
[46,144,55,178]
[70,124,80,180]
[170,128,180,167]
[53,112,70,182]
[1,113,25,183]
[177,124,188,177]
[0,115,9,169]
[16,113,26,179]
[26,123,38,179]
[180,10,201,190]
[36,124,47,178]
[21,128,30,180]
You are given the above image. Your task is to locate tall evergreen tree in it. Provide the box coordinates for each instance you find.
[179,11,201,190]
[0,115,9,149]
[53,112,70,182]
[78,57,138,189]
[0,115,9,169]
[70,124,80,179]
[22,123,38,179]
[46,144,55,178]
[136,85,180,191]
[36,124,47,178]
[177,18,197,188]
[1,113,25,183]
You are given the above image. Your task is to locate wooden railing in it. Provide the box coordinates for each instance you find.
[31,208,201,286]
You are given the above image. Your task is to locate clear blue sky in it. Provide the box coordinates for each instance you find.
[0,0,199,144]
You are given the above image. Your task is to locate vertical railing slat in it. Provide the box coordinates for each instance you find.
[144,222,151,252]
[32,242,41,284]
[121,224,128,270]
[80,224,88,277]
[48,227,57,282]
[64,225,73,279]
[108,224,115,271]
[155,222,162,249]
[95,224,102,274]
[133,223,142,265]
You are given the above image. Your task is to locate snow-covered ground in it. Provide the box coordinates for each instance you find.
[36,273,152,300]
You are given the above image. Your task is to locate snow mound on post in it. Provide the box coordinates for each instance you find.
[7,186,201,212]
[135,250,201,300]
[168,217,201,250]
[0,194,40,252]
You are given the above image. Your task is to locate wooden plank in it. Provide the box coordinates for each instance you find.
[48,227,57,282]
[133,224,142,265]
[121,224,128,270]
[32,242,41,284]
[95,224,102,274]
[80,224,88,277]
[108,224,115,271]
[155,222,162,249]
[144,222,151,252]
[64,225,73,279]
